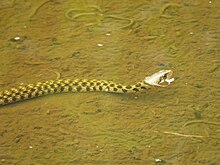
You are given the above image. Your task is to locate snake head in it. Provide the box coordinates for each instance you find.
[144,70,175,87]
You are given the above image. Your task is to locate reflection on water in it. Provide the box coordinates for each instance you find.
[0,0,219,164]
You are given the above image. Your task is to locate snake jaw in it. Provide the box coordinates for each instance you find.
[144,70,175,87]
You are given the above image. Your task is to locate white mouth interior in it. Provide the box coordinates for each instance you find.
[165,78,175,84]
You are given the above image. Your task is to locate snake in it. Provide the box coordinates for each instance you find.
[0,70,174,106]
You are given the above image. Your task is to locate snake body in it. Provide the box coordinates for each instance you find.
[0,70,174,106]
[0,79,149,106]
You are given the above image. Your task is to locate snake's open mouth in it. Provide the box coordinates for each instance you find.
[144,70,175,87]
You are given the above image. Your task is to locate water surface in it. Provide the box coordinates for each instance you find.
[0,0,219,164]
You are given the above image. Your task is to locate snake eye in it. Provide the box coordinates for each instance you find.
[163,73,168,79]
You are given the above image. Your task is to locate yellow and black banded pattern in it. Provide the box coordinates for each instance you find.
[0,79,150,106]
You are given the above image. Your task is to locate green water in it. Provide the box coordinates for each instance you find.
[0,0,219,164]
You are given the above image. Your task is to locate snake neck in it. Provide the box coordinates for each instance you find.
[0,79,150,106]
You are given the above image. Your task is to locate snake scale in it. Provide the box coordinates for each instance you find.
[0,70,174,106]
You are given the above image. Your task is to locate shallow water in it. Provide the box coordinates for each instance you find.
[0,0,219,164]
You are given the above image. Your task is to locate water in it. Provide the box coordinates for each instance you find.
[0,0,219,164]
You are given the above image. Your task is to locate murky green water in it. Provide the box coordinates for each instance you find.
[0,0,219,164]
